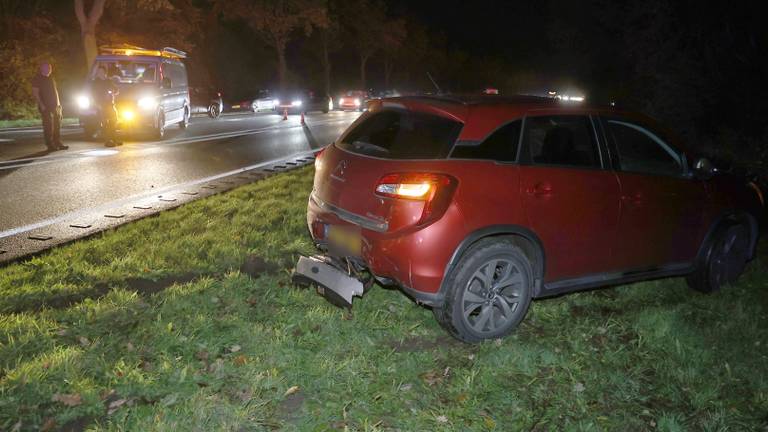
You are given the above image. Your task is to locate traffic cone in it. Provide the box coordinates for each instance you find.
[300,111,305,125]
[282,108,288,121]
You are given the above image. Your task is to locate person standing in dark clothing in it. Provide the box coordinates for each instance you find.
[91,67,122,147]
[31,62,68,151]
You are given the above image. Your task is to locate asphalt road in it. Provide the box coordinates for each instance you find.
[0,111,360,237]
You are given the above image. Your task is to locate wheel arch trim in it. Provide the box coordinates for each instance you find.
[439,225,547,299]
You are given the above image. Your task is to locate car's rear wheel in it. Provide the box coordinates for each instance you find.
[687,223,750,293]
[434,239,533,343]
[208,103,220,119]
[179,106,190,129]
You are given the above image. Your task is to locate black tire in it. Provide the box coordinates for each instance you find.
[434,239,534,343]
[153,112,165,140]
[179,107,190,129]
[82,124,98,140]
[208,104,220,119]
[686,223,750,293]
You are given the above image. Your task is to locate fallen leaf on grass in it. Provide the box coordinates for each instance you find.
[52,393,82,407]
[229,345,242,353]
[107,398,129,415]
[284,385,300,397]
[78,336,90,347]
[399,383,413,392]
[436,415,449,424]
[40,418,56,432]
[195,350,210,362]
[10,420,22,432]
[573,382,586,393]
[483,416,496,429]
[235,388,254,402]
[233,355,248,366]
[420,370,445,387]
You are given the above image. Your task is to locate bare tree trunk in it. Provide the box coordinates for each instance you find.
[360,54,370,89]
[74,0,105,72]
[277,45,288,90]
[321,31,331,96]
[384,56,394,89]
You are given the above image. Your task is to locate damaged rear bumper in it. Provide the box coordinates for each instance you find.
[292,256,366,308]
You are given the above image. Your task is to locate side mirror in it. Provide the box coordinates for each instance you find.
[162,77,172,89]
[693,157,716,179]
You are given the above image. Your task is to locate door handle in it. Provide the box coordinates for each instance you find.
[527,182,553,197]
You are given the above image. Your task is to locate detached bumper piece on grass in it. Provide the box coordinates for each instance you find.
[292,255,373,309]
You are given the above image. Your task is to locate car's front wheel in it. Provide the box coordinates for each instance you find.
[434,239,533,343]
[687,223,750,293]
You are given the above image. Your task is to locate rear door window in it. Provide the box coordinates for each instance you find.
[337,110,462,159]
[450,120,521,162]
[522,115,601,168]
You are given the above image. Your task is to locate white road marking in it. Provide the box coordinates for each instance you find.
[0,148,320,240]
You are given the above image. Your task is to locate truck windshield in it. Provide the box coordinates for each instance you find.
[93,60,157,84]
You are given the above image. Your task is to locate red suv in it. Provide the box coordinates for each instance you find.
[294,95,763,343]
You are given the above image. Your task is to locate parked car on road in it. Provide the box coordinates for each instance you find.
[294,95,763,343]
[76,44,190,139]
[337,90,370,111]
[275,89,331,114]
[190,86,223,118]
[251,90,278,112]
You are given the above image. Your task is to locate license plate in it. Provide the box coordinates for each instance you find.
[326,225,361,255]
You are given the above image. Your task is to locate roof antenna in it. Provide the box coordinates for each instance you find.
[426,72,442,94]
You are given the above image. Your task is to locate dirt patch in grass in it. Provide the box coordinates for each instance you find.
[7,273,201,314]
[240,255,281,278]
[277,389,306,426]
[387,334,462,353]
[124,273,199,296]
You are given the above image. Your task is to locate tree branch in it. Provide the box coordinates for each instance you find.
[88,0,106,27]
[74,0,87,26]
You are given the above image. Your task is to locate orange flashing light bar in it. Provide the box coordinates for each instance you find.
[98,44,187,59]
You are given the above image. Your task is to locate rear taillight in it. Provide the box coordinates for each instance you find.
[314,147,327,169]
[375,173,457,225]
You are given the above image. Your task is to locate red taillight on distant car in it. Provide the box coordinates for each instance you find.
[375,173,457,224]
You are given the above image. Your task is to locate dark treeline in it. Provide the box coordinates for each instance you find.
[0,0,765,164]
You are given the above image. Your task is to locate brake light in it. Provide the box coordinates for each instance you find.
[375,173,457,225]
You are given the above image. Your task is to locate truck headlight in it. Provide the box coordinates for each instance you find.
[76,95,91,109]
[291,100,302,107]
[138,96,158,110]
[273,99,280,107]
[354,98,361,106]
[121,109,135,122]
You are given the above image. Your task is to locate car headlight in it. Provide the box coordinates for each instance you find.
[76,95,91,109]
[137,96,158,110]
[273,99,279,107]
[291,100,302,107]
[354,98,361,106]
[120,109,135,122]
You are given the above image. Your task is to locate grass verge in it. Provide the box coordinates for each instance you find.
[0,166,767,431]
[0,118,78,129]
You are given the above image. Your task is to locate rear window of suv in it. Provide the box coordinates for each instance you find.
[337,110,463,159]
